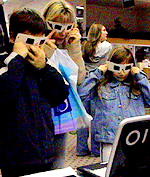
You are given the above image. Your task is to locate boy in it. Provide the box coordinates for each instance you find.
[0,8,69,177]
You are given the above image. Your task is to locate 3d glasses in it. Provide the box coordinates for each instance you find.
[15,33,47,46]
[106,61,133,73]
[46,21,74,33]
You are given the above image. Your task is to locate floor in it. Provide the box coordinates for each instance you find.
[64,132,100,170]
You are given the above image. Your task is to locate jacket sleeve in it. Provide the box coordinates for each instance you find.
[38,64,69,107]
[133,71,150,106]
[1,53,27,88]
[0,53,27,114]
[77,68,104,97]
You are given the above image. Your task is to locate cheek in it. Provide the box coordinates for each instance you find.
[126,70,130,75]
[113,72,119,77]
[51,32,59,38]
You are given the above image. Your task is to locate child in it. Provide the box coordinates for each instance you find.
[77,45,150,161]
[0,8,69,177]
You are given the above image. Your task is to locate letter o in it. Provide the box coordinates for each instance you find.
[126,130,140,146]
[59,99,68,112]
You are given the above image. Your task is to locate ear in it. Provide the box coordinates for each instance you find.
[9,31,15,43]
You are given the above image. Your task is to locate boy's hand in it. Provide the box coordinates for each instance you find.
[131,66,140,75]
[27,45,46,69]
[13,41,28,58]
[98,64,108,74]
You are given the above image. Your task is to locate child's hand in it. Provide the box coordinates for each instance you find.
[98,64,108,74]
[131,66,140,75]
[13,41,28,58]
[27,44,46,69]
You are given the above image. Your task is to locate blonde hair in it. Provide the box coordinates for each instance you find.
[82,23,104,62]
[43,0,76,24]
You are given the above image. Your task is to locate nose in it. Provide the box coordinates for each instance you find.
[119,69,125,75]
[60,29,68,35]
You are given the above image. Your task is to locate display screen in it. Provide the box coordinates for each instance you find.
[110,120,150,177]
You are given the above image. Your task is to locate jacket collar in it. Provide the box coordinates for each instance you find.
[109,78,130,88]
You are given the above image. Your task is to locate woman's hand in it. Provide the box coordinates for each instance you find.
[65,28,81,45]
[42,30,57,58]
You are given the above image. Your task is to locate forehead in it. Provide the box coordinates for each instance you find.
[24,31,44,37]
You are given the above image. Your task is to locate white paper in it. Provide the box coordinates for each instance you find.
[20,166,77,177]
[92,167,106,177]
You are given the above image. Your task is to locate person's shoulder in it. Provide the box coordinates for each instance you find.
[102,41,112,47]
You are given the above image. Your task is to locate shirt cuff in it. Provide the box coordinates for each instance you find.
[4,52,18,65]
[133,72,146,81]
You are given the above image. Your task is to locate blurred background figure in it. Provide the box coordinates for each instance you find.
[82,23,112,71]
[0,4,9,54]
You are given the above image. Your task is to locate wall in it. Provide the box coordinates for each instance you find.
[67,0,86,37]
[136,7,150,33]
[3,0,86,36]
[86,4,150,34]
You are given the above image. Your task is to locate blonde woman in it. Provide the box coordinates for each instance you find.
[42,0,87,169]
[82,23,112,71]
[43,0,86,85]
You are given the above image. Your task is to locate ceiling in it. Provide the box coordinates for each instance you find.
[86,0,150,9]
[2,0,150,20]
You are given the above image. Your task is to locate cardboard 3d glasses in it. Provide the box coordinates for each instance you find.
[106,61,133,73]
[15,33,47,46]
[46,21,74,33]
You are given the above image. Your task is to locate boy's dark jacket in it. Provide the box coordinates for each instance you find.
[0,50,69,168]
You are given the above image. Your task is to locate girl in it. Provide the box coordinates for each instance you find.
[77,45,150,161]
[82,23,112,71]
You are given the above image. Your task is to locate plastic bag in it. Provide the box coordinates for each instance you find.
[48,48,92,134]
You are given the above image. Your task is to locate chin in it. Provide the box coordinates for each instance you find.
[116,77,127,81]
[113,74,126,81]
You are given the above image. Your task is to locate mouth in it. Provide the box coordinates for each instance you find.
[116,76,127,80]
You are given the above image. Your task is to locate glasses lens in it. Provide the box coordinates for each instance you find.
[125,65,132,70]
[67,25,73,30]
[39,39,45,45]
[114,65,120,71]
[55,24,62,30]
[26,38,34,44]
[48,22,53,29]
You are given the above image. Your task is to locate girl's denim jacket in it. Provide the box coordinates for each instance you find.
[77,68,150,144]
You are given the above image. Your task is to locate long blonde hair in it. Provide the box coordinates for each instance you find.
[43,0,76,24]
[82,23,104,62]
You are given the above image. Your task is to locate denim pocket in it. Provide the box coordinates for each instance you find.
[126,92,141,100]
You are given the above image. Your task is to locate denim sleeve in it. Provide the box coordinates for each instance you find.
[77,68,104,97]
[133,71,150,105]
